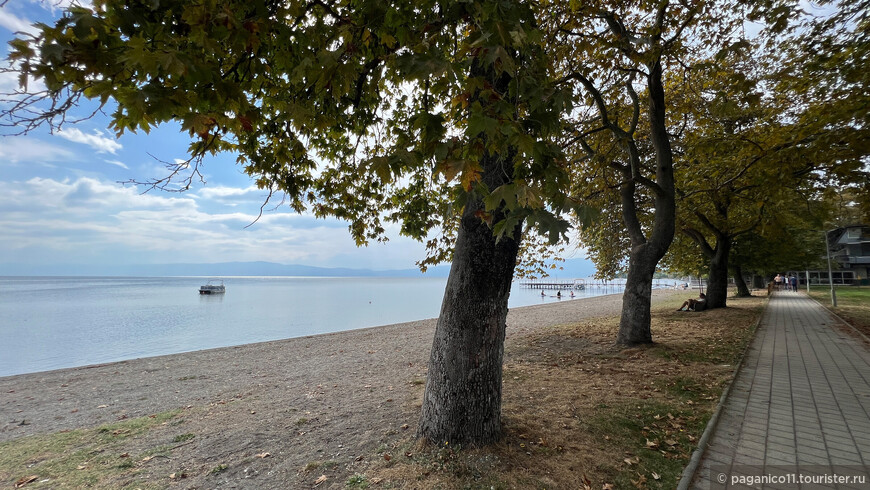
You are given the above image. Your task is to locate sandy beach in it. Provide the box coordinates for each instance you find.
[1,290,678,488]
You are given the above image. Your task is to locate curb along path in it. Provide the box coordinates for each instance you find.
[690,292,870,489]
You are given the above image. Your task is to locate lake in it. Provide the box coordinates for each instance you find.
[0,276,627,377]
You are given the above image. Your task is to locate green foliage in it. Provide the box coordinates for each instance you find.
[663,0,870,278]
[346,474,370,488]
[3,0,586,268]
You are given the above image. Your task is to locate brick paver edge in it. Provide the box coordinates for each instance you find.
[676,294,772,490]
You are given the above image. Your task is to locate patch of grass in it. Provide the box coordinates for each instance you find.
[587,401,711,489]
[295,417,309,426]
[303,460,339,473]
[211,463,228,474]
[807,286,870,335]
[172,433,195,443]
[346,473,370,488]
[0,410,180,489]
[361,294,764,489]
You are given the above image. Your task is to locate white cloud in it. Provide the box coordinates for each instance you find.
[1,137,75,163]
[0,9,38,36]
[0,176,428,269]
[198,185,261,199]
[56,128,122,154]
[34,0,94,11]
[104,159,129,169]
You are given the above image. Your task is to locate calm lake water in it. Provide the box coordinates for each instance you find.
[0,276,625,377]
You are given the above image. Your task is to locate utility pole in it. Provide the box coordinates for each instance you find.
[825,229,837,307]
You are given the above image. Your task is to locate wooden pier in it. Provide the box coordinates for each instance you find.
[519,279,587,290]
[519,279,675,291]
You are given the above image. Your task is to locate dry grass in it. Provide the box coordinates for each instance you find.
[0,410,181,490]
[363,293,765,489]
[806,286,870,338]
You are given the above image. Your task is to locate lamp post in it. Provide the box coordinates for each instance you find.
[824,229,837,307]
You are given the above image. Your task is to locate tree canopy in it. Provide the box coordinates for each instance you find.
[4,0,585,262]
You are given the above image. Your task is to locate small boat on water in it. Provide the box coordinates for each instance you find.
[199,280,226,295]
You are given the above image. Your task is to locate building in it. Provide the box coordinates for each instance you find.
[828,225,870,282]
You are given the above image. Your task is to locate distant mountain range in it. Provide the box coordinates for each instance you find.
[0,258,595,278]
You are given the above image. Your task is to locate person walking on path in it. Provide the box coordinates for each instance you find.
[686,291,870,488]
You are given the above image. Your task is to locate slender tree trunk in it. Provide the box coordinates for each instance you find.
[732,263,752,297]
[752,274,765,289]
[616,60,676,345]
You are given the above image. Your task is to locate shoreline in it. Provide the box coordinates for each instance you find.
[0,278,646,379]
[1,290,678,444]
[0,290,637,380]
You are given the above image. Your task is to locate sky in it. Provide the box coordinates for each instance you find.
[0,1,597,276]
[0,1,444,273]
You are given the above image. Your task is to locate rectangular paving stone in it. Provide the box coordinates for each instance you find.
[689,294,870,490]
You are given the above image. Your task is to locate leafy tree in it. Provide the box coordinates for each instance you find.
[2,0,581,445]
[666,0,870,306]
[543,0,729,344]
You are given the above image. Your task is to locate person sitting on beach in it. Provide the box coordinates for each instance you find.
[676,293,707,312]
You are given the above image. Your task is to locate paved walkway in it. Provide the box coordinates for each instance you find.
[690,291,870,489]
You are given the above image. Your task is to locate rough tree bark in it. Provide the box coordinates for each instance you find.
[416,59,522,445]
[416,190,522,444]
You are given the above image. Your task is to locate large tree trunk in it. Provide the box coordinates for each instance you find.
[416,201,521,445]
[705,236,731,308]
[616,60,676,345]
[417,54,521,445]
[617,246,658,345]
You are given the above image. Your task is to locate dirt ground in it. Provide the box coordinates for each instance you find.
[1,290,700,489]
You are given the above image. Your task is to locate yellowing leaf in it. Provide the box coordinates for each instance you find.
[14,475,38,488]
[314,475,327,485]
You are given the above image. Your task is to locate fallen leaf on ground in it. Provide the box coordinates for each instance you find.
[652,472,661,480]
[314,475,328,485]
[15,475,38,487]
[256,452,271,458]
